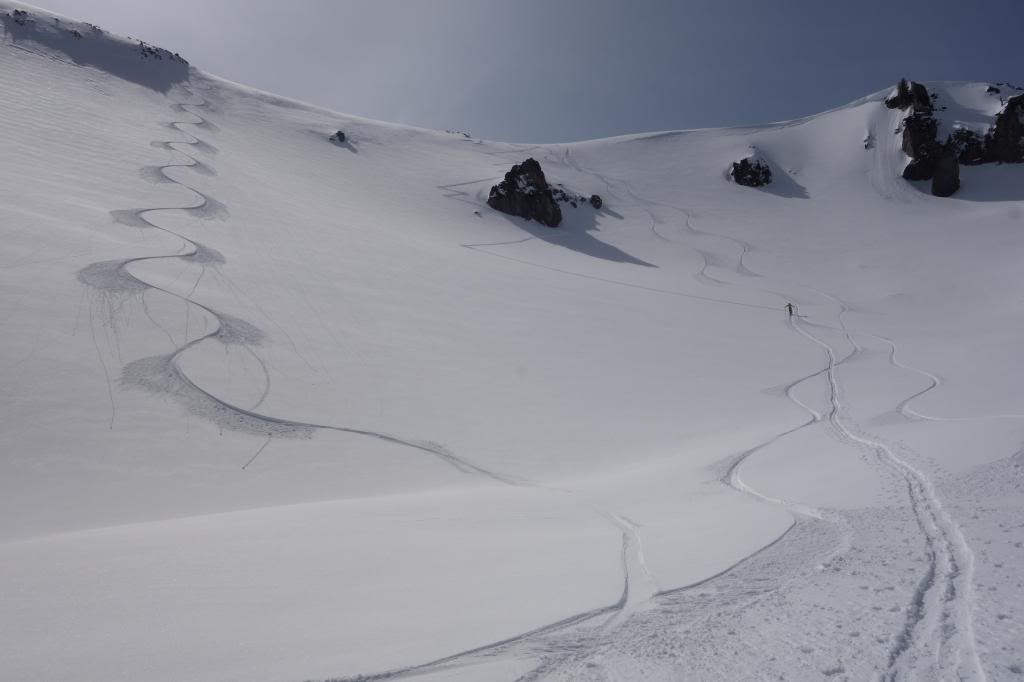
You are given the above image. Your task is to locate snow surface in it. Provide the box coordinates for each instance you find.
[1,3,1023,680]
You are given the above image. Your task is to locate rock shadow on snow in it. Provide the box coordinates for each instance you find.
[1,11,188,93]
[727,150,809,199]
[302,129,362,153]
[500,204,655,267]
[329,136,359,154]
[905,163,1024,202]
[744,160,809,199]
[756,168,809,199]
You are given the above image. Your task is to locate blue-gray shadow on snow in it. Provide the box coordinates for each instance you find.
[498,203,656,267]
[905,163,1024,202]
[754,163,810,199]
[329,136,359,154]
[1,14,188,92]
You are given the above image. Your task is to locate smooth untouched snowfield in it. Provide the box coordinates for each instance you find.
[1,3,1023,680]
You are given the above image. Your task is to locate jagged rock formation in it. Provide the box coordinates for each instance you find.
[987,94,1024,163]
[731,158,772,187]
[901,111,942,180]
[932,147,960,197]
[886,79,932,112]
[487,158,562,227]
[949,128,987,166]
[887,80,1024,196]
[888,80,957,195]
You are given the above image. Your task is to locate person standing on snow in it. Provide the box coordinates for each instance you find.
[785,302,797,318]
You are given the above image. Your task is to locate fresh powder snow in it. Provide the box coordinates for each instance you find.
[1,2,1022,681]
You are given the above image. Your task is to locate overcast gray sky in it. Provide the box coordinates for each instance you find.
[32,0,1024,143]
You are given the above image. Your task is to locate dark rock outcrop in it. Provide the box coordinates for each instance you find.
[332,130,346,143]
[902,157,934,181]
[986,94,1024,163]
[487,158,562,227]
[931,148,960,197]
[731,158,772,187]
[589,194,603,209]
[901,111,939,158]
[887,79,1024,197]
[885,79,932,112]
[949,128,987,165]
[900,111,942,180]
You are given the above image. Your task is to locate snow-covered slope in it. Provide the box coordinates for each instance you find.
[2,3,1023,681]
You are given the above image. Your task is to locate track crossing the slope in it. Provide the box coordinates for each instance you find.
[75,84,984,681]
[584,167,986,680]
[448,149,985,679]
[81,85,523,481]
[78,83,673,675]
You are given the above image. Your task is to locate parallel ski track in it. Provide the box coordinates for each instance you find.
[78,89,984,680]
[556,152,983,680]
[345,149,858,681]
[792,298,984,681]
[446,143,983,680]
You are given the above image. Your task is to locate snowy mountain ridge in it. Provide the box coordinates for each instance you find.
[2,3,1023,681]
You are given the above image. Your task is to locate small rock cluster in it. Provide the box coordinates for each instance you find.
[486,158,563,227]
[550,183,602,210]
[887,79,1024,197]
[137,41,188,64]
[5,9,188,64]
[731,157,772,187]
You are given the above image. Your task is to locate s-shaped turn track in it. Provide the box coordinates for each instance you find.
[429,149,985,680]
[76,83,668,678]
[77,89,984,680]
[791,301,984,681]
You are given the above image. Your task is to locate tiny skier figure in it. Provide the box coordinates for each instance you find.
[785,302,796,318]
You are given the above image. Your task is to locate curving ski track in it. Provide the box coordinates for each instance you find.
[449,150,985,680]
[80,84,672,682]
[602,180,985,679]
[74,89,986,680]
[393,156,866,680]
[791,298,984,681]
[78,84,540,486]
